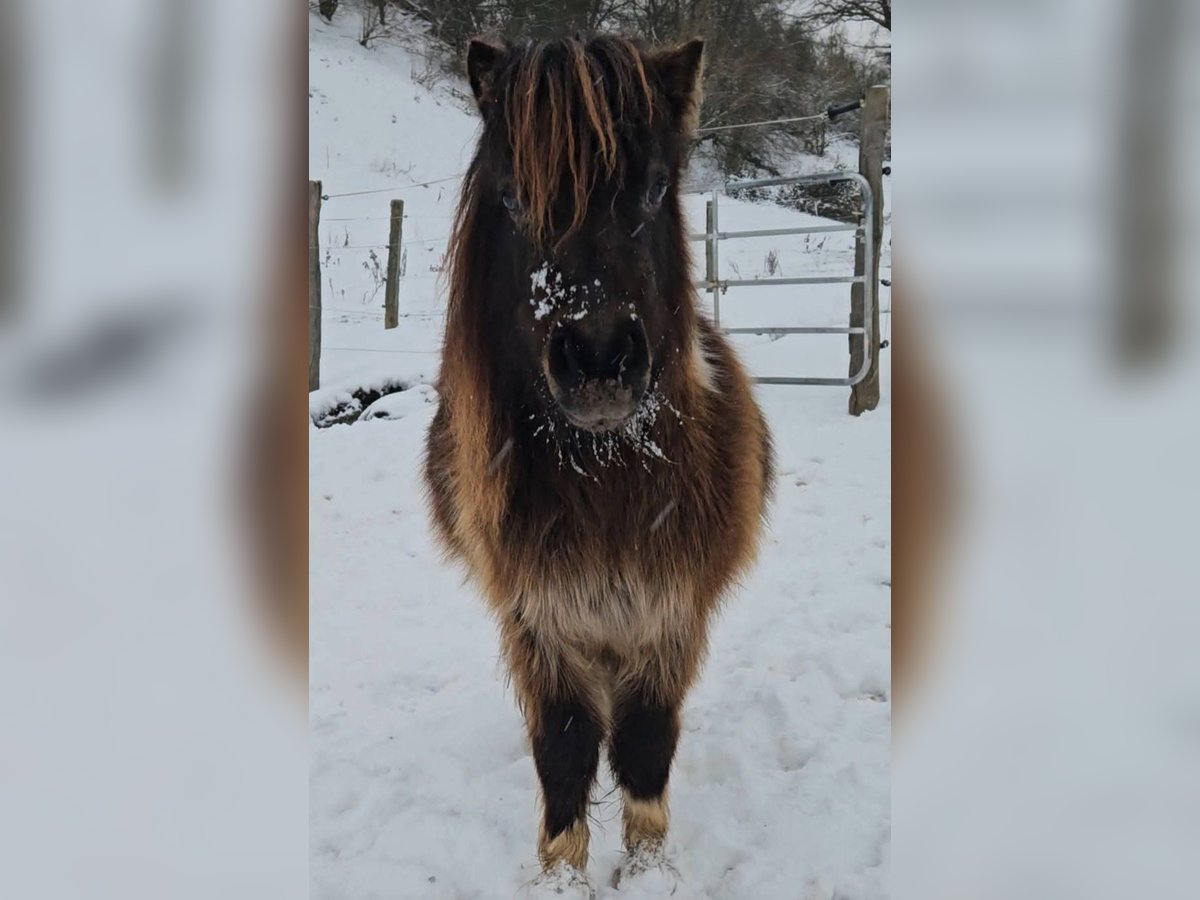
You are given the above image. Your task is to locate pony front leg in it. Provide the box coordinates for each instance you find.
[609,687,680,852]
[501,616,605,883]
[529,692,603,872]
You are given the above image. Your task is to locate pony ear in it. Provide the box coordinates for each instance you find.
[466,37,506,115]
[647,39,705,133]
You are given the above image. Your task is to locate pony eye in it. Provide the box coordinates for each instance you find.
[648,176,670,207]
[501,189,519,213]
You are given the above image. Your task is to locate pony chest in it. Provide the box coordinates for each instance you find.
[515,566,686,651]
[489,459,711,646]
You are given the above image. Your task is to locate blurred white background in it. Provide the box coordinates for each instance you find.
[895,2,1200,899]
[0,2,305,899]
[0,0,1197,897]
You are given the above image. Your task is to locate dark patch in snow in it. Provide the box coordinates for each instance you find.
[311,380,412,428]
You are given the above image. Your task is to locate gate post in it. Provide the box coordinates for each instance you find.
[849,85,888,415]
[705,198,717,325]
[309,180,322,392]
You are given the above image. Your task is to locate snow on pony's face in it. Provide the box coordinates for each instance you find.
[460,35,704,433]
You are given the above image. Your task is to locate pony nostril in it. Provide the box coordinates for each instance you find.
[562,336,584,378]
[613,333,634,370]
[548,321,649,390]
[597,323,648,384]
[621,325,649,383]
[548,328,585,390]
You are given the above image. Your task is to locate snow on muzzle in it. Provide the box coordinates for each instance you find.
[542,312,651,432]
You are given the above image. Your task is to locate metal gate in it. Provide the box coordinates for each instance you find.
[688,171,875,386]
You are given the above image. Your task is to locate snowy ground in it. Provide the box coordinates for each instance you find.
[310,12,890,899]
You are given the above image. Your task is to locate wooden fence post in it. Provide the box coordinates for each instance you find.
[309,180,322,392]
[384,198,404,330]
[849,84,888,415]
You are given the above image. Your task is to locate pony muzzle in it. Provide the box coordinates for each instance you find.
[544,318,651,432]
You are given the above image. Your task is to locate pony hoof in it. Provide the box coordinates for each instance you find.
[519,861,596,899]
[610,842,681,895]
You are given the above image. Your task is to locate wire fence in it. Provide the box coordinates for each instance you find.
[323,213,457,223]
[695,111,828,134]
[314,97,862,205]
[323,346,439,355]
[321,172,463,200]
[316,236,450,251]
[315,306,446,318]
[311,95,880,370]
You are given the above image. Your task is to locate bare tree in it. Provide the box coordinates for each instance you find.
[383,0,889,180]
[358,0,391,47]
[801,0,890,32]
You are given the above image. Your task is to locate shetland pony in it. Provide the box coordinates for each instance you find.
[424,34,773,892]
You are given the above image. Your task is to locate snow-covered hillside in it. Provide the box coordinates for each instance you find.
[310,11,890,899]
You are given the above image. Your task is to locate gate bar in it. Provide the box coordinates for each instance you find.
[723,275,860,287]
[692,275,861,288]
[726,172,861,190]
[686,170,875,386]
[688,223,859,241]
[755,376,853,386]
[724,326,865,335]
